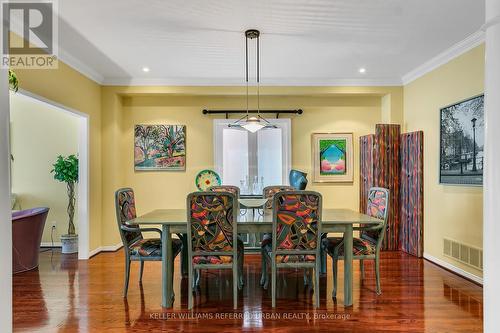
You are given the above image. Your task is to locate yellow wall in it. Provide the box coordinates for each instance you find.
[99,86,402,246]
[404,45,485,277]
[10,93,80,242]
[14,62,102,251]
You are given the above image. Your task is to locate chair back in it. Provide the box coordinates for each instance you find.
[272,191,322,261]
[208,185,240,198]
[187,192,238,261]
[115,188,143,248]
[263,185,295,209]
[361,187,390,249]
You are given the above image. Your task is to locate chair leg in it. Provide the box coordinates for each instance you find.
[314,262,320,308]
[192,269,198,289]
[123,256,131,298]
[263,257,270,290]
[238,252,244,289]
[375,256,381,295]
[303,268,313,287]
[332,257,338,299]
[360,259,365,279]
[139,260,144,282]
[271,260,277,308]
[260,251,267,286]
[195,269,201,287]
[233,262,238,309]
[188,263,193,309]
[169,256,175,300]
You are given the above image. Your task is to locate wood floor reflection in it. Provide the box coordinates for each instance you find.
[13,250,483,332]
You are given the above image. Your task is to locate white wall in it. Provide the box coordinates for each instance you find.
[0,69,13,332]
[483,0,500,330]
[10,93,79,243]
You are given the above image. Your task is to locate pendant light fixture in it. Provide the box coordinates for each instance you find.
[228,29,277,133]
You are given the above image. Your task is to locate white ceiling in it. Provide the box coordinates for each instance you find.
[57,0,485,85]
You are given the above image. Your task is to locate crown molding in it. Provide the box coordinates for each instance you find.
[101,77,402,87]
[57,47,105,84]
[402,30,485,85]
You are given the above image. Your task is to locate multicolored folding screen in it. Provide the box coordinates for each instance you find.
[359,125,423,256]
[359,134,374,214]
[400,131,424,257]
[374,124,401,251]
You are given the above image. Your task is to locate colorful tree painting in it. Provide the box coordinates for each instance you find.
[319,139,347,175]
[134,125,186,170]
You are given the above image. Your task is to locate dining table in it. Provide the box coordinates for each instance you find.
[129,208,382,308]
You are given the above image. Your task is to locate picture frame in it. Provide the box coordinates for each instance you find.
[439,94,484,186]
[134,124,186,171]
[311,132,353,183]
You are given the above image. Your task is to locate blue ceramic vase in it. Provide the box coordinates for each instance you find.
[289,169,308,190]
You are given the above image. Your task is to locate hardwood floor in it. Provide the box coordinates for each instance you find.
[13,250,483,332]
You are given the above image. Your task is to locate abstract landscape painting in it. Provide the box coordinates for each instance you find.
[440,94,484,185]
[134,125,186,171]
[312,133,353,182]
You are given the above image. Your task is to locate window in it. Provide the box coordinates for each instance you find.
[214,118,291,193]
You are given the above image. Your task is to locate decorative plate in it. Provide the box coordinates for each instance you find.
[195,169,221,191]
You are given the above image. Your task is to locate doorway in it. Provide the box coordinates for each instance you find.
[9,90,90,259]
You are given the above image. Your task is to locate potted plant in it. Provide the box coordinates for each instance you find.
[51,155,78,254]
[9,70,18,163]
[9,69,19,92]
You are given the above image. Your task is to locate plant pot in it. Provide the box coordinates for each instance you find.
[61,234,78,254]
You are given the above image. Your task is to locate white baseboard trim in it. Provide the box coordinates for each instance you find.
[41,242,62,247]
[40,242,123,259]
[423,252,483,285]
[88,243,123,258]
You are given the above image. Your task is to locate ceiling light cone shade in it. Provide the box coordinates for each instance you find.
[242,116,265,133]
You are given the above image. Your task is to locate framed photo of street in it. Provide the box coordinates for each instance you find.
[439,94,484,186]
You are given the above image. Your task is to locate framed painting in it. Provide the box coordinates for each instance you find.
[312,133,353,183]
[134,124,186,171]
[439,94,484,186]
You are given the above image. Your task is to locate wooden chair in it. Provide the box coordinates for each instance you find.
[208,185,240,198]
[115,188,182,297]
[261,191,322,308]
[322,187,389,297]
[186,191,244,309]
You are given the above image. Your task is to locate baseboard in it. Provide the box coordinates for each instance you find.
[41,242,62,247]
[88,243,123,258]
[423,252,483,285]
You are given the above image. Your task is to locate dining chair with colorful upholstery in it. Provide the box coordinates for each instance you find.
[208,185,240,198]
[262,185,295,209]
[115,188,183,298]
[322,187,389,297]
[261,191,322,308]
[260,185,302,287]
[187,191,244,309]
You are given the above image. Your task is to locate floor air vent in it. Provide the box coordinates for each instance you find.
[443,238,483,271]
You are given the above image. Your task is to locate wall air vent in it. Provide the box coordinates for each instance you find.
[443,238,483,271]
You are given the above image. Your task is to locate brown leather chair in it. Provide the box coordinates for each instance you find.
[12,207,49,274]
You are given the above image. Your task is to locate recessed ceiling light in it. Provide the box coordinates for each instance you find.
[359,68,366,74]
[142,67,150,73]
